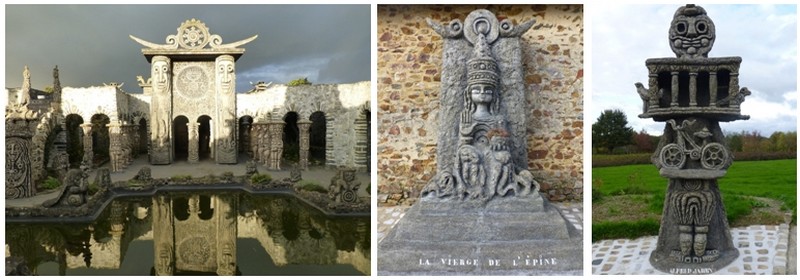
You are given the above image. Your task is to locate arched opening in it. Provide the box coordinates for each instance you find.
[173,116,189,161]
[198,115,212,160]
[198,195,214,220]
[138,118,148,155]
[282,112,299,163]
[309,111,327,165]
[90,114,110,166]
[65,114,84,168]
[238,116,253,157]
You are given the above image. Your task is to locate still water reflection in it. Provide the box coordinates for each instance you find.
[5,191,370,275]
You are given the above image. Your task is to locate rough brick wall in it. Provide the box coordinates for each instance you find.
[378,5,583,203]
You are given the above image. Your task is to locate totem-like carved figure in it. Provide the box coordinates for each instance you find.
[638,5,743,273]
[421,10,538,202]
[152,57,171,93]
[669,4,715,58]
[216,55,235,94]
[329,168,361,204]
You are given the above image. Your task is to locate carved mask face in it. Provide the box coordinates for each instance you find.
[344,170,355,182]
[152,60,170,92]
[669,5,715,58]
[218,60,234,92]
[470,84,494,104]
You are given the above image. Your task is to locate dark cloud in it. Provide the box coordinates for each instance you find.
[5,4,371,93]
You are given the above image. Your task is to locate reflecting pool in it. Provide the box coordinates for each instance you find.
[5,190,370,275]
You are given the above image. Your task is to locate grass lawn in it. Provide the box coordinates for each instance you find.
[592,159,796,241]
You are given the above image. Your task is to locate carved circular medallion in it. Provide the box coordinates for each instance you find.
[176,66,209,99]
[178,236,211,265]
[464,9,500,45]
[177,19,211,49]
[342,190,357,203]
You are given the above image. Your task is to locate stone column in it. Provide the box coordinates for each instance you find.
[80,123,94,167]
[729,72,740,108]
[108,122,123,172]
[150,55,172,165]
[709,72,718,106]
[297,119,312,170]
[689,72,698,106]
[188,123,199,163]
[670,71,679,107]
[648,72,660,109]
[268,121,285,170]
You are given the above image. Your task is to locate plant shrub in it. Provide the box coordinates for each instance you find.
[250,174,272,185]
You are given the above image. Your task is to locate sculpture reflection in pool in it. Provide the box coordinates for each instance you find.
[5,192,370,276]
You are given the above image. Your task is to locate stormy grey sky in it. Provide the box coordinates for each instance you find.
[5,4,371,93]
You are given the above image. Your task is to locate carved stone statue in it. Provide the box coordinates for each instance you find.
[637,4,742,274]
[329,168,361,204]
[379,9,581,275]
[420,11,538,203]
[43,168,90,208]
[18,66,31,106]
[245,160,259,177]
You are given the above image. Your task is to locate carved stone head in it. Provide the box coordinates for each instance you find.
[669,4,715,58]
[465,32,500,119]
[216,55,235,93]
[152,57,171,93]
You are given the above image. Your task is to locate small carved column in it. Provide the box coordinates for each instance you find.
[297,119,312,170]
[108,122,123,172]
[709,71,718,106]
[648,72,660,110]
[268,121,285,170]
[132,123,141,159]
[80,123,94,167]
[260,123,271,166]
[670,71,679,107]
[188,123,200,163]
[729,72,740,108]
[689,72,698,106]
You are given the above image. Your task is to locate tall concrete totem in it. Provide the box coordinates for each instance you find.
[379,9,581,275]
[637,4,747,274]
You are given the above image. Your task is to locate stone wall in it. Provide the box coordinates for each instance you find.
[237,81,371,169]
[378,5,584,202]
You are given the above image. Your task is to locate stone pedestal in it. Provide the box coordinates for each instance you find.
[379,194,581,275]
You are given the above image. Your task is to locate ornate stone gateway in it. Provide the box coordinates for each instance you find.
[131,19,257,164]
[637,5,745,274]
[378,10,581,275]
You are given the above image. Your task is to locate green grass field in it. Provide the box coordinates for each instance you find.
[592,159,797,211]
[592,159,796,241]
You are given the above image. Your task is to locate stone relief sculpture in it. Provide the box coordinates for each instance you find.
[329,168,361,204]
[420,9,539,203]
[379,9,582,275]
[42,168,89,208]
[637,4,743,274]
[6,66,40,199]
[150,56,172,164]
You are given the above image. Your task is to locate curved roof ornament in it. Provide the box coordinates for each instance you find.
[129,18,257,50]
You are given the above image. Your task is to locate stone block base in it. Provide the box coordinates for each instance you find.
[378,193,582,275]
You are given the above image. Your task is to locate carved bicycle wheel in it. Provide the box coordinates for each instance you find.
[660,143,686,169]
[701,143,728,169]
